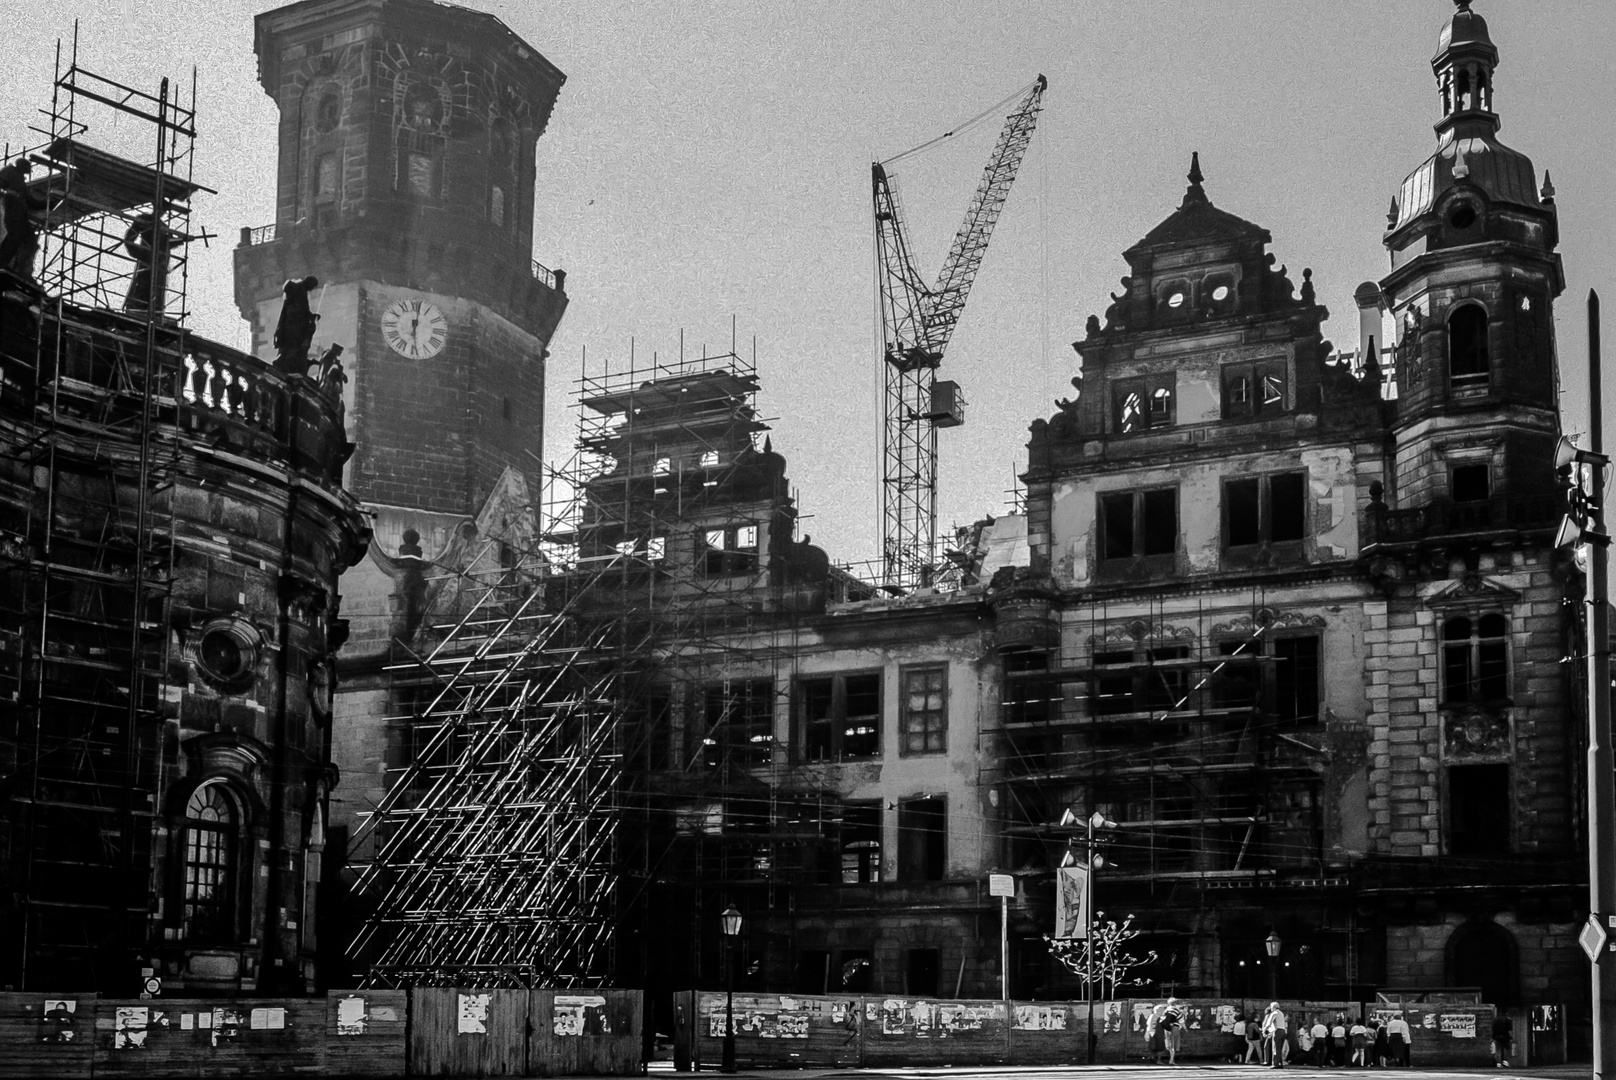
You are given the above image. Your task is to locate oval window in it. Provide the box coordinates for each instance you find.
[1449,204,1478,230]
[1212,285,1230,302]
[1167,292,1186,309]
[194,620,261,688]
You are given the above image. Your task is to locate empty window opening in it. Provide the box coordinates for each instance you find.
[838,801,882,884]
[1092,650,1136,716]
[490,183,506,227]
[1449,203,1478,230]
[839,951,873,992]
[1003,650,1053,725]
[799,672,881,762]
[1449,305,1490,386]
[316,152,338,200]
[501,395,512,422]
[1272,636,1321,724]
[653,456,671,476]
[703,679,774,768]
[900,665,947,755]
[906,949,941,996]
[646,536,666,561]
[406,151,436,198]
[898,797,947,881]
[701,522,760,576]
[1452,463,1490,503]
[700,449,720,467]
[1448,763,1509,855]
[1224,472,1306,548]
[1223,361,1286,418]
[1101,489,1177,561]
[1442,614,1508,704]
[1229,376,1251,405]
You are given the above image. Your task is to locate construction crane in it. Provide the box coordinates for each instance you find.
[875,74,1046,592]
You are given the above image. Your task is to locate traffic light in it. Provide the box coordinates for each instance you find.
[1556,435,1612,549]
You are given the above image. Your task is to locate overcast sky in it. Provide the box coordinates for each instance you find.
[4,1,1613,565]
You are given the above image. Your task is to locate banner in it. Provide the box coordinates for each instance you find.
[1053,865,1090,939]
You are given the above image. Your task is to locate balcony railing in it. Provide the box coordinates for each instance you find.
[240,223,276,246]
[1364,493,1560,547]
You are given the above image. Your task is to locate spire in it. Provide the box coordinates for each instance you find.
[1182,151,1208,207]
[1541,170,1556,204]
[1387,197,1400,229]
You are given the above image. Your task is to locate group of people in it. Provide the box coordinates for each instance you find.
[1227,1005,1414,1068]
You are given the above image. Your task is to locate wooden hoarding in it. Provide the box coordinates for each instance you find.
[0,992,97,1079]
[409,987,530,1078]
[690,991,863,1070]
[858,996,1009,1067]
[325,990,407,1077]
[90,997,325,1077]
[528,988,643,1076]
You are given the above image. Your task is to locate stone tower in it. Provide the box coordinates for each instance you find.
[233,0,568,609]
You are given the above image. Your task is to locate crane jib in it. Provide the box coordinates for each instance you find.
[874,74,1048,592]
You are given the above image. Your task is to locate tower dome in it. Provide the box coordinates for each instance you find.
[1435,1,1495,60]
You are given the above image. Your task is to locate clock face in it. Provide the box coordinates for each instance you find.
[380,297,448,359]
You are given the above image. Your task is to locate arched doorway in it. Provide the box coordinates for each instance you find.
[1447,919,1518,1006]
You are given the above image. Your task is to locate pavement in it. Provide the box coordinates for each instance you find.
[647,1064,1594,1080]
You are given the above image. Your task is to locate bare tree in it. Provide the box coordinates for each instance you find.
[1045,911,1159,999]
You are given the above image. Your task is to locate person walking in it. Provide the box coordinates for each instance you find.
[1162,997,1184,1065]
[1491,1012,1514,1067]
[1246,1012,1265,1064]
[1232,1013,1249,1064]
[1349,1017,1368,1066]
[1329,1014,1348,1067]
[1386,1013,1411,1067]
[1373,1019,1389,1067]
[1294,1015,1314,1067]
[1146,1003,1166,1065]
[1263,1002,1289,1068]
[1310,1015,1329,1067]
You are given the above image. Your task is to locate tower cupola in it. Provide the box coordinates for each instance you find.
[1433,0,1499,138]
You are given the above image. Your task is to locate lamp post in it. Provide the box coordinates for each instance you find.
[720,905,742,1074]
[1264,930,1282,1002]
[1084,810,1115,1065]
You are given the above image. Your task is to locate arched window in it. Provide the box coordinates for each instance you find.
[184,784,241,943]
[1441,613,1508,704]
[1448,305,1490,387]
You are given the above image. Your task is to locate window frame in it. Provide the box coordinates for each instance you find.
[701,678,775,768]
[1207,632,1322,726]
[1112,375,1176,434]
[699,522,761,577]
[836,800,883,885]
[896,795,947,882]
[1098,487,1178,565]
[1448,303,1491,389]
[796,671,883,763]
[899,664,948,756]
[1440,613,1510,705]
[1222,471,1308,551]
[183,783,242,945]
[1222,359,1288,418]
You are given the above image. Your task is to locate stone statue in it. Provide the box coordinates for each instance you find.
[273,275,321,376]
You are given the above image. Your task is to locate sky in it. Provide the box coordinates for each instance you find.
[4,1,1614,567]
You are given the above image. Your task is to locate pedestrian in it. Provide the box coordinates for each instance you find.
[1491,1012,1513,1067]
[1350,1017,1368,1066]
[1330,1013,1348,1067]
[1386,1012,1411,1067]
[1162,997,1184,1065]
[1146,1003,1165,1065]
[1310,1014,1329,1067]
[1232,1013,1249,1064]
[1294,1014,1314,1067]
[1374,1018,1389,1067]
[1263,1001,1289,1069]
[1246,1012,1265,1063]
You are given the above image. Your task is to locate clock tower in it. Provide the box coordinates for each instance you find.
[233,0,567,623]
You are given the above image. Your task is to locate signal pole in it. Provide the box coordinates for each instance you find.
[1585,289,1616,1080]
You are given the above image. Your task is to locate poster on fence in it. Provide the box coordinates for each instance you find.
[554,994,611,1036]
[39,999,77,1043]
[458,993,490,1035]
[115,1006,149,1049]
[1440,1014,1477,1038]
[337,997,367,1036]
[1014,1004,1067,1031]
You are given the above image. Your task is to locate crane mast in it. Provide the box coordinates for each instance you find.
[876,75,1047,591]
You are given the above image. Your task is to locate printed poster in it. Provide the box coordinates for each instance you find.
[458,993,491,1035]
[40,999,77,1044]
[1053,865,1090,939]
[250,1007,286,1030]
[114,1006,149,1050]
[337,996,367,1036]
[1440,1013,1477,1038]
[1014,1004,1066,1031]
[553,994,609,1037]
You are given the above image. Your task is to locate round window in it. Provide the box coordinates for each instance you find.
[1167,292,1186,309]
[1212,285,1230,302]
[1449,204,1478,229]
[194,620,261,687]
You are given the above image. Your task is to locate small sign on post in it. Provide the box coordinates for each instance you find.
[1581,914,1609,963]
[989,874,1015,1002]
[989,874,1015,898]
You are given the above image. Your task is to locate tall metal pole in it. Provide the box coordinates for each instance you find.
[1588,288,1616,1080]
[999,892,1009,1002]
[721,934,737,1074]
[1085,817,1096,1065]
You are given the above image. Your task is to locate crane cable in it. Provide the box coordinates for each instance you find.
[880,78,1039,167]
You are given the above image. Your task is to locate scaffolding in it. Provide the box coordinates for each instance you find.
[0,36,204,988]
[348,338,850,989]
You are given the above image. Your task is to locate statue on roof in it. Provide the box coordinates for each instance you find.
[122,212,173,315]
[273,275,321,376]
[0,158,47,280]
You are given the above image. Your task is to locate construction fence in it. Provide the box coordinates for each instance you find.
[0,988,641,1078]
[674,990,1501,1069]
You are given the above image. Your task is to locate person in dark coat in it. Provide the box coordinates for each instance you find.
[0,157,47,278]
[121,212,171,314]
[1491,1012,1514,1067]
[273,275,321,375]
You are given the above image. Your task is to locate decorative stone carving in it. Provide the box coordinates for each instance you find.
[1093,619,1195,645]
[1443,705,1511,760]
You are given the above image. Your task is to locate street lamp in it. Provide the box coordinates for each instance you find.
[1084,810,1115,1065]
[720,905,743,1074]
[1264,930,1282,1001]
